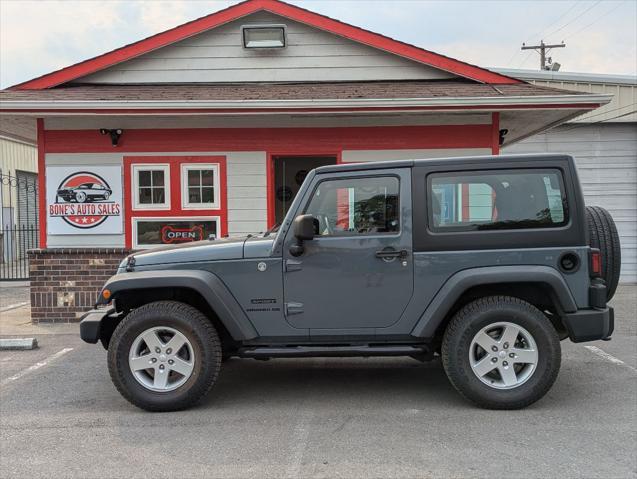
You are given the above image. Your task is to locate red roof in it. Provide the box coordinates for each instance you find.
[11,0,520,90]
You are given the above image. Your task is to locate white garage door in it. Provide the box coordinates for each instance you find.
[504,123,637,283]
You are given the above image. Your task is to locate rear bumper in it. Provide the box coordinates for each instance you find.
[79,307,115,344]
[563,307,614,343]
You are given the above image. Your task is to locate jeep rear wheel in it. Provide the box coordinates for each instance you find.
[107,301,221,412]
[442,296,561,409]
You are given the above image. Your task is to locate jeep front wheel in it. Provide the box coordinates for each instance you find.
[107,301,221,412]
[442,296,561,409]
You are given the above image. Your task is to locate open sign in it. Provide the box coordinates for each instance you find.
[161,225,204,244]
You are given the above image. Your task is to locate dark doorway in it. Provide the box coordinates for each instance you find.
[273,156,336,224]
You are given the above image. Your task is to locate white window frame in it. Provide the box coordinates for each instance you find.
[132,216,221,249]
[181,163,220,210]
[132,164,171,210]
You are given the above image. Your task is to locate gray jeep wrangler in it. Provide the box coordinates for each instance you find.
[80,154,619,411]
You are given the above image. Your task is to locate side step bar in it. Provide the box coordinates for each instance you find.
[238,345,430,359]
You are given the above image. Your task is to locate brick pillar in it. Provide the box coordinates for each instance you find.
[27,248,131,323]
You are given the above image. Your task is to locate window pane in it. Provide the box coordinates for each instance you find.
[201,187,214,203]
[188,170,200,187]
[201,170,214,186]
[138,171,151,187]
[138,187,152,204]
[152,170,164,186]
[429,169,567,231]
[306,176,399,236]
[188,187,201,203]
[152,188,165,204]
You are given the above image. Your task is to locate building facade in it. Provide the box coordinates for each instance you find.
[0,0,611,320]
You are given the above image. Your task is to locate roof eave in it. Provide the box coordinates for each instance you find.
[0,94,612,114]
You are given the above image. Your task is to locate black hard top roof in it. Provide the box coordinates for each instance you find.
[314,153,574,174]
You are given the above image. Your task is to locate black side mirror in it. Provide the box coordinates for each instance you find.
[293,214,317,241]
[290,214,317,257]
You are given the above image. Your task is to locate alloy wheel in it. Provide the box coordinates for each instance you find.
[469,321,538,390]
[128,326,195,392]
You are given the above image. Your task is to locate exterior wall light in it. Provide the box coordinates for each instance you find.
[100,128,123,147]
[241,24,286,48]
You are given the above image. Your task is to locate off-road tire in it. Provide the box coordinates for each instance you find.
[586,205,621,300]
[107,300,221,412]
[442,296,561,410]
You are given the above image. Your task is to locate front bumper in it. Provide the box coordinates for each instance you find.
[79,307,116,344]
[563,307,614,343]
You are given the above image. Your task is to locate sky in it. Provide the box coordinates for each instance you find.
[1,0,636,88]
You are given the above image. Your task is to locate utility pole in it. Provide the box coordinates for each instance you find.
[521,40,566,70]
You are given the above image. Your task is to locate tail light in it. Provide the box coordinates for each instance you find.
[590,249,602,277]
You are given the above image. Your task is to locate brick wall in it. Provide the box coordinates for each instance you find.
[28,248,131,323]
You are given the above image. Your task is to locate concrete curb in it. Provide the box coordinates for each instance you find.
[0,302,29,313]
[0,338,38,350]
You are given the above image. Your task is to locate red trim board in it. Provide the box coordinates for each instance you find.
[123,156,228,249]
[43,125,493,154]
[491,112,500,155]
[37,118,47,248]
[12,0,518,89]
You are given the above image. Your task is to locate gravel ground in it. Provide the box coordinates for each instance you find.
[0,286,635,479]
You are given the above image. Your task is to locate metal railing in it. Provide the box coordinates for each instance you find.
[1,171,40,280]
[0,224,39,280]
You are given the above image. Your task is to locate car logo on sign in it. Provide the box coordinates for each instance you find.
[49,171,120,229]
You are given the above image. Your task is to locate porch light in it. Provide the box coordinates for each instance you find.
[241,24,286,48]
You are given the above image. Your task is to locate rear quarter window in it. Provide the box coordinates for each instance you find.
[428,169,568,232]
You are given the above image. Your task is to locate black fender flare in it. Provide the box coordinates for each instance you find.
[410,265,577,338]
[99,270,258,341]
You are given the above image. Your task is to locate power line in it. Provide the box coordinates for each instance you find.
[543,0,602,40]
[524,1,581,44]
[558,109,637,133]
[572,103,637,121]
[506,1,580,66]
[562,2,625,41]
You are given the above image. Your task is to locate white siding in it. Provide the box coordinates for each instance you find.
[44,151,267,247]
[504,123,637,283]
[528,81,636,124]
[0,137,38,226]
[76,11,456,84]
[342,148,492,163]
[0,137,37,175]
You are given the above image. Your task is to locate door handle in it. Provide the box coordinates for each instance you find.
[375,249,409,259]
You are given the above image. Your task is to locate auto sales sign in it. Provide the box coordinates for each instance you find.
[46,165,123,235]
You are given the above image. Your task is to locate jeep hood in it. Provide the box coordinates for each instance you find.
[127,235,275,268]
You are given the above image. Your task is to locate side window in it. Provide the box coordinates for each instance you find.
[181,164,220,209]
[428,169,567,231]
[132,164,170,210]
[305,176,399,236]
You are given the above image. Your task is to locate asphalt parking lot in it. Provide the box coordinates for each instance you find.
[1,287,635,479]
